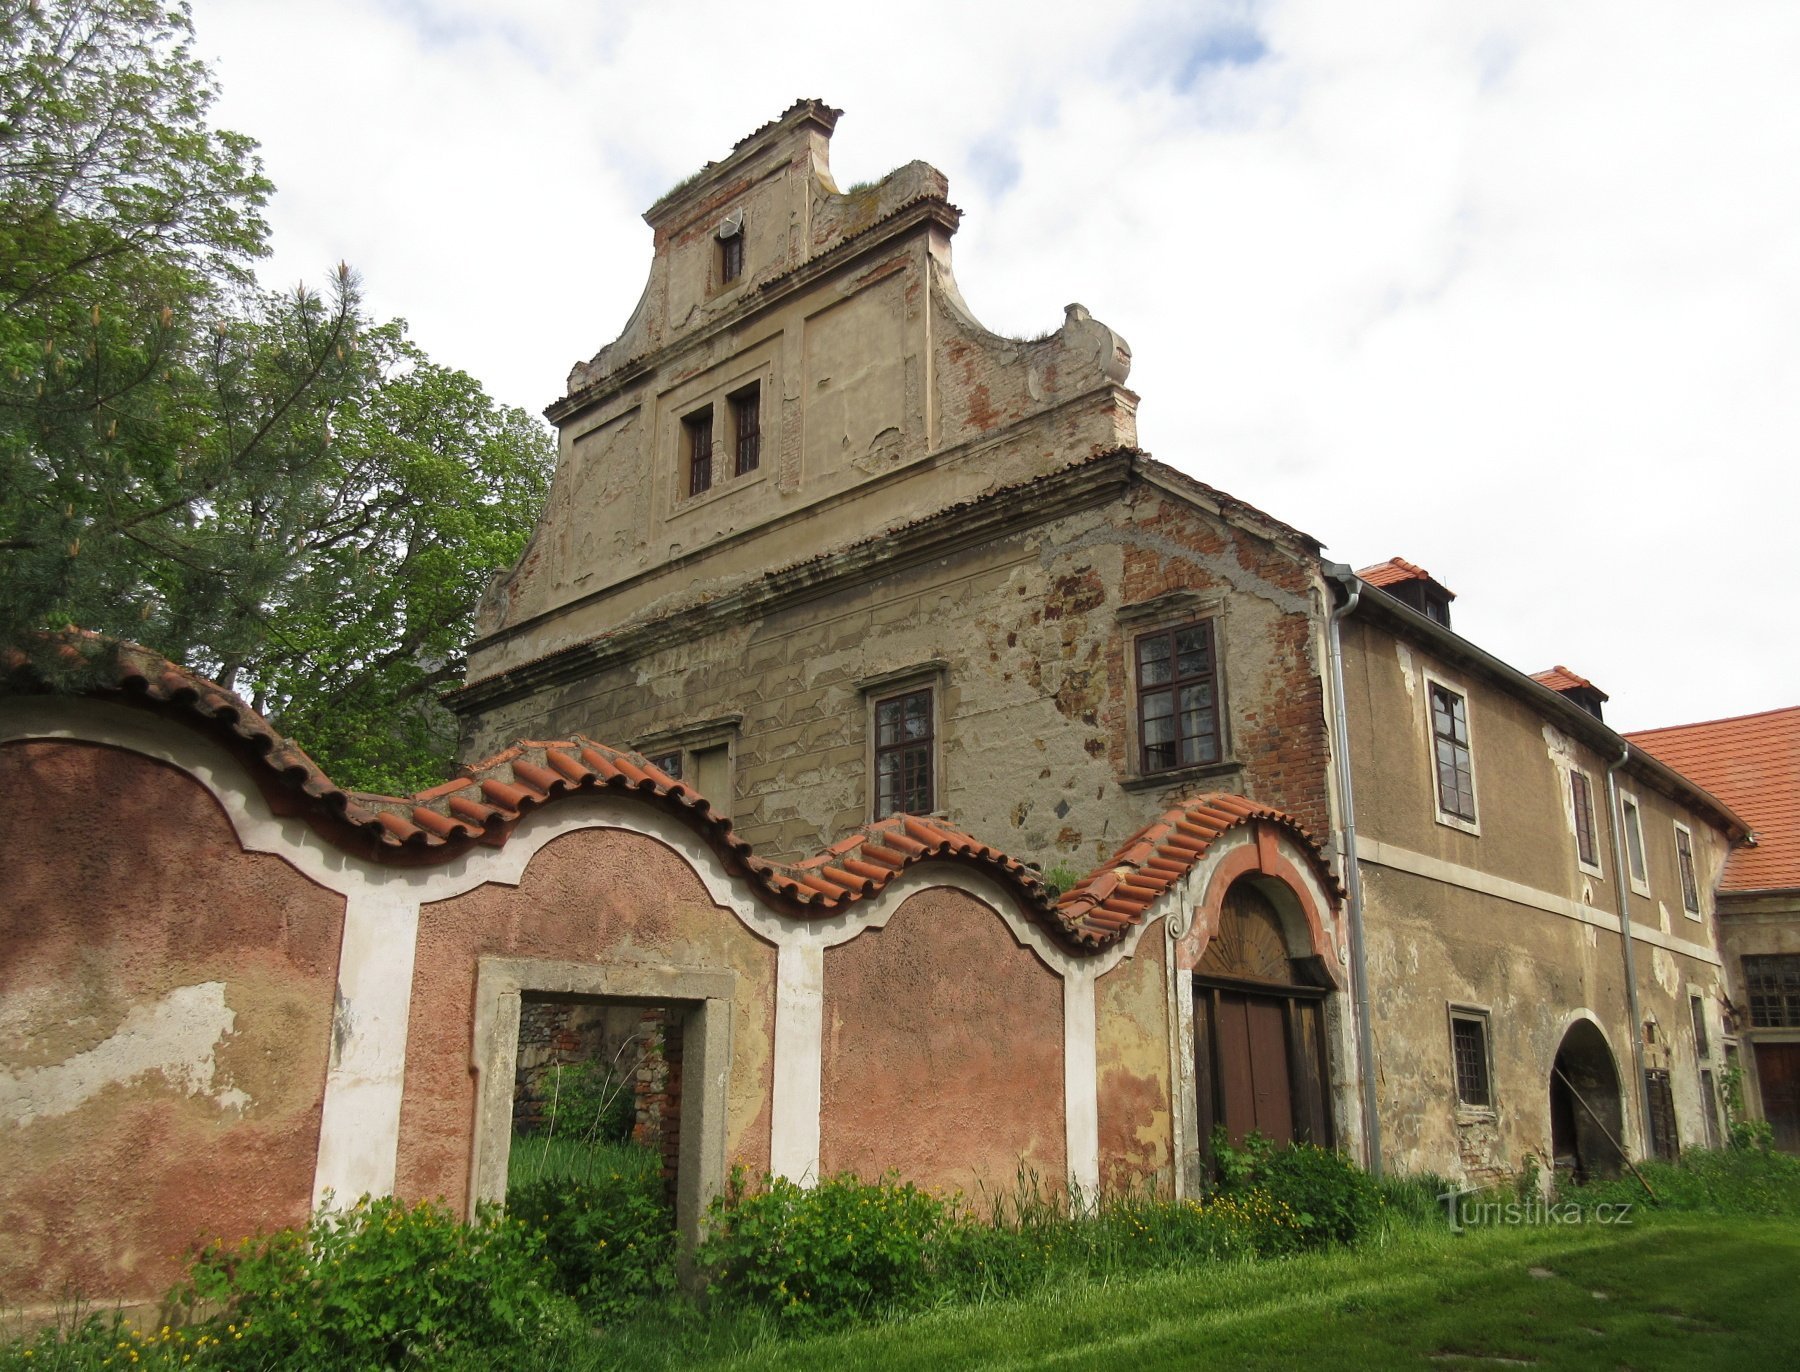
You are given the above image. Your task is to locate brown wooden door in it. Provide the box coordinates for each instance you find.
[1213,990,1295,1146]
[1755,1042,1800,1153]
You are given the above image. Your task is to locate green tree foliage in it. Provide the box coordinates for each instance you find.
[0,1,552,792]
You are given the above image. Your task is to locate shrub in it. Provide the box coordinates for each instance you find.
[182,1194,578,1368]
[698,1170,954,1328]
[1211,1132,1380,1251]
[1567,1146,1800,1218]
[508,1140,676,1321]
[538,1057,635,1147]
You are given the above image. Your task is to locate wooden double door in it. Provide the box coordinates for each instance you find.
[1193,880,1334,1151]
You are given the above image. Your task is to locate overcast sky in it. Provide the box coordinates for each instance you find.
[192,0,1798,733]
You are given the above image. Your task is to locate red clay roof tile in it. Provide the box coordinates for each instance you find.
[1531,665,1610,701]
[1626,706,1800,892]
[1356,557,1456,598]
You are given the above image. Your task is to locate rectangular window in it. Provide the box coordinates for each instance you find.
[1699,1068,1722,1150]
[684,407,714,496]
[873,687,934,818]
[1691,993,1710,1059]
[1570,770,1598,869]
[1644,1068,1679,1161]
[1745,955,1800,1028]
[1674,823,1701,917]
[719,231,743,284]
[730,384,760,476]
[1136,621,1220,773]
[1622,794,1648,893]
[1450,1009,1492,1109]
[646,750,682,780]
[1430,683,1476,824]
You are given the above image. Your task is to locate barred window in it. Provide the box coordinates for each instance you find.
[731,384,760,476]
[1450,1009,1492,1109]
[684,407,713,496]
[1745,955,1800,1028]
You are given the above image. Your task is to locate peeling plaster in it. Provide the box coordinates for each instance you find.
[0,982,249,1126]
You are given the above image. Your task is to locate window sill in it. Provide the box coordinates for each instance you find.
[1434,810,1481,838]
[1454,1106,1498,1126]
[1121,759,1243,793]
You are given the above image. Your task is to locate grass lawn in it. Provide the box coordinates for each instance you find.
[582,1213,1799,1371]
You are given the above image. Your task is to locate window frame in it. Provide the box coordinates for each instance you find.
[870,685,936,820]
[1568,766,1603,877]
[1424,672,1479,834]
[1620,789,1651,897]
[1673,820,1702,920]
[683,405,714,497]
[1447,1004,1495,1115]
[1744,954,1800,1029]
[635,715,741,820]
[729,383,760,477]
[1132,617,1225,777]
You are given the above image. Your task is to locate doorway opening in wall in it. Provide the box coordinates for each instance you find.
[1194,877,1334,1156]
[1549,1020,1625,1183]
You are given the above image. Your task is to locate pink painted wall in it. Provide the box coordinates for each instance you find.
[0,741,343,1307]
[819,887,1066,1198]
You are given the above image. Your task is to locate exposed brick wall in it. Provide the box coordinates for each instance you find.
[630,1008,684,1204]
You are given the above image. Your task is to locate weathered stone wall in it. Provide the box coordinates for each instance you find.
[463,478,1328,870]
[1341,619,1735,1180]
[0,742,342,1307]
[394,827,778,1211]
[1095,930,1175,1193]
[818,888,1066,1196]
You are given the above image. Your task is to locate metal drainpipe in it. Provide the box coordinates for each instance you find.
[1326,569,1383,1176]
[1606,744,1653,1156]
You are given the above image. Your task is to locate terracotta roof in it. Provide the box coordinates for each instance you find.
[1356,557,1456,598]
[1626,707,1800,892]
[1056,794,1341,944]
[4,631,1338,953]
[1530,665,1610,701]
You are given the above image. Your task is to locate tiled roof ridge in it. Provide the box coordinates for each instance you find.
[1054,792,1341,944]
[1625,703,1800,739]
[7,632,1339,952]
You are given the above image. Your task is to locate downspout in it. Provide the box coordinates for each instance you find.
[1325,566,1383,1176]
[1606,744,1652,1156]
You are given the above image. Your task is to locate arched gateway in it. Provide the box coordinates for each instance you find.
[1550,1018,1625,1182]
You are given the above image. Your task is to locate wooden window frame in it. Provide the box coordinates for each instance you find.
[1426,675,1478,833]
[730,384,760,476]
[683,406,714,496]
[717,227,743,284]
[1133,618,1223,776]
[1569,767,1602,875]
[1744,954,1800,1029]
[871,686,935,820]
[1620,790,1650,897]
[1673,821,1702,919]
[1448,1005,1495,1114]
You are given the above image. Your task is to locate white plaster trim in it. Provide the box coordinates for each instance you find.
[1063,969,1099,1201]
[769,943,824,1183]
[311,890,420,1207]
[1356,836,1722,967]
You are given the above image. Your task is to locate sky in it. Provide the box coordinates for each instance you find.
[191,0,1799,733]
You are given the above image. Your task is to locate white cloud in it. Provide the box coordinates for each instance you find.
[193,0,1800,728]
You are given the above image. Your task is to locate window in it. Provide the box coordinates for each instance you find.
[646,750,682,779]
[1644,1068,1679,1161]
[1450,1008,1493,1109]
[1429,682,1476,825]
[635,717,739,819]
[1745,955,1800,1028]
[1690,993,1710,1058]
[1621,793,1649,894]
[1135,621,1221,773]
[717,214,744,284]
[1699,1068,1722,1149]
[730,384,760,476]
[1570,769,1599,870]
[684,407,714,496]
[873,687,934,818]
[1674,822,1701,918]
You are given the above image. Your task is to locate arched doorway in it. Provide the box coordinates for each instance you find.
[1550,1019,1625,1182]
[1193,877,1334,1151]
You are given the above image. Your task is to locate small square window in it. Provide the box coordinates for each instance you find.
[1674,823,1701,917]
[1569,769,1599,871]
[1429,682,1476,825]
[730,384,760,476]
[1135,620,1221,773]
[1449,1008,1492,1109]
[873,687,934,819]
[684,407,714,496]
